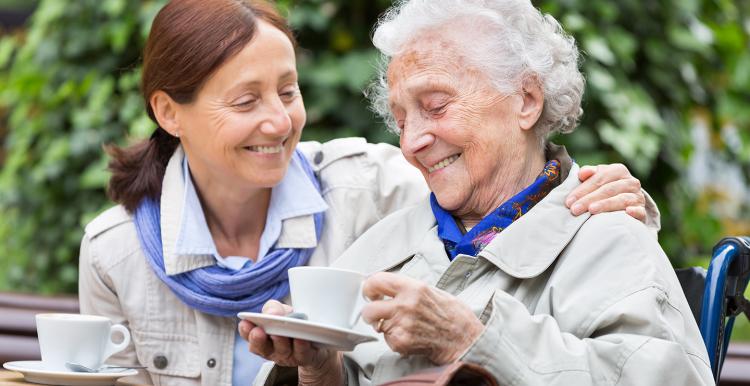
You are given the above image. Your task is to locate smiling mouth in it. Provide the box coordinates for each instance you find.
[427,154,460,173]
[244,143,284,154]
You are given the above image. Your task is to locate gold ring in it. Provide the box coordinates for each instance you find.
[376,318,385,333]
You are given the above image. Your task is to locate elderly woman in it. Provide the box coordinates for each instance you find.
[241,0,713,385]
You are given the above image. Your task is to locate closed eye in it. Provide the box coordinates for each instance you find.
[232,99,257,108]
[430,104,447,114]
[279,90,299,102]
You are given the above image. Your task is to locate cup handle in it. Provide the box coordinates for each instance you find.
[103,324,131,360]
[349,283,369,328]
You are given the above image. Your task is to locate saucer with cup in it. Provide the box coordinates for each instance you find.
[238,267,378,351]
[2,313,138,386]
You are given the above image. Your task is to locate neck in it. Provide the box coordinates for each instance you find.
[188,162,271,260]
[457,143,546,229]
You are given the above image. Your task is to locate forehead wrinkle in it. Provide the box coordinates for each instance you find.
[387,33,496,99]
[387,39,468,80]
[387,58,465,112]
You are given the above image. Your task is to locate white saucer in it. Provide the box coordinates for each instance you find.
[3,361,138,386]
[238,312,378,351]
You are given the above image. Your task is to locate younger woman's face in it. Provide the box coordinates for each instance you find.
[176,20,305,192]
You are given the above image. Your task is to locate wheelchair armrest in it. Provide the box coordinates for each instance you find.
[701,236,750,381]
[719,237,750,319]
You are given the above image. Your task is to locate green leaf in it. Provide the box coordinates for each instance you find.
[0,37,16,68]
[583,36,615,65]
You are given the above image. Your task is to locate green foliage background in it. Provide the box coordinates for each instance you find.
[0,0,748,339]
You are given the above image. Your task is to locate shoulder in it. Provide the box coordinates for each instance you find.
[84,205,132,238]
[298,138,415,177]
[297,138,426,212]
[561,211,675,295]
[577,211,661,255]
[297,137,369,170]
[82,205,141,271]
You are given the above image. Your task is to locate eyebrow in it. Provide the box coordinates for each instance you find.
[407,77,455,95]
[226,70,298,95]
[389,76,456,110]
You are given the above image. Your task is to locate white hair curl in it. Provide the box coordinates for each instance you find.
[367,0,584,139]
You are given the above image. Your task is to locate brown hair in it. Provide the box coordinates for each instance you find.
[106,0,296,212]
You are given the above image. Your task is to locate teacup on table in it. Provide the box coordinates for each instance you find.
[35,313,131,372]
[288,266,367,330]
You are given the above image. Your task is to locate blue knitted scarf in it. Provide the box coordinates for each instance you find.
[133,150,324,317]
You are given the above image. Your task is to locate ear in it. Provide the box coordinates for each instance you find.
[150,90,182,137]
[518,76,544,132]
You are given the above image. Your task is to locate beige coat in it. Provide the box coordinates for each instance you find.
[78,138,429,386]
[313,159,712,385]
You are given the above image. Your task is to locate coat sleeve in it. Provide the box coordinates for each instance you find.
[460,288,713,386]
[459,215,712,386]
[78,233,141,368]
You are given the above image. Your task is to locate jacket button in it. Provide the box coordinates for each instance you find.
[207,358,216,368]
[313,151,324,165]
[153,355,168,369]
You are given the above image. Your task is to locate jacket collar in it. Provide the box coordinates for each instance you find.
[477,161,589,278]
[342,145,589,279]
[161,146,215,275]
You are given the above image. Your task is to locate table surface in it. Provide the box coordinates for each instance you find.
[0,370,149,386]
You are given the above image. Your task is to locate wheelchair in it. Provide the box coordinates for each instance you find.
[675,236,750,383]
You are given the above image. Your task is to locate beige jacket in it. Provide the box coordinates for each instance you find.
[319,158,713,385]
[78,138,428,386]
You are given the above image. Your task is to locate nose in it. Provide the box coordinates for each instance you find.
[259,95,292,136]
[400,118,435,157]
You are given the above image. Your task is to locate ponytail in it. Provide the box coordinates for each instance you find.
[106,128,179,213]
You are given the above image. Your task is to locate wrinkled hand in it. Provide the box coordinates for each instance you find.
[238,300,342,384]
[362,272,484,365]
[566,163,646,222]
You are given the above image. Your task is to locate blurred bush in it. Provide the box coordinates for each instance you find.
[0,0,164,292]
[0,0,748,317]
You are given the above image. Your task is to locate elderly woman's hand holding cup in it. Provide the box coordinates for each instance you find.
[361,272,484,365]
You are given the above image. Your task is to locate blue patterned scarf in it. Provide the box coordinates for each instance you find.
[134,150,324,317]
[431,160,561,259]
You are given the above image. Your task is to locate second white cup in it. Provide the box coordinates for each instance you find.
[288,267,366,329]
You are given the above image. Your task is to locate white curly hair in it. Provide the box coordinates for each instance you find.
[367,0,584,140]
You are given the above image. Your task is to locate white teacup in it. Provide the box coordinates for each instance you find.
[35,313,131,372]
[288,267,366,329]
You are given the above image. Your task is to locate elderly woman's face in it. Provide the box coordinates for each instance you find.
[388,44,529,214]
[176,21,305,190]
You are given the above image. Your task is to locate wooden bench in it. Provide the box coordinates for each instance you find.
[0,292,79,364]
[722,343,750,386]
